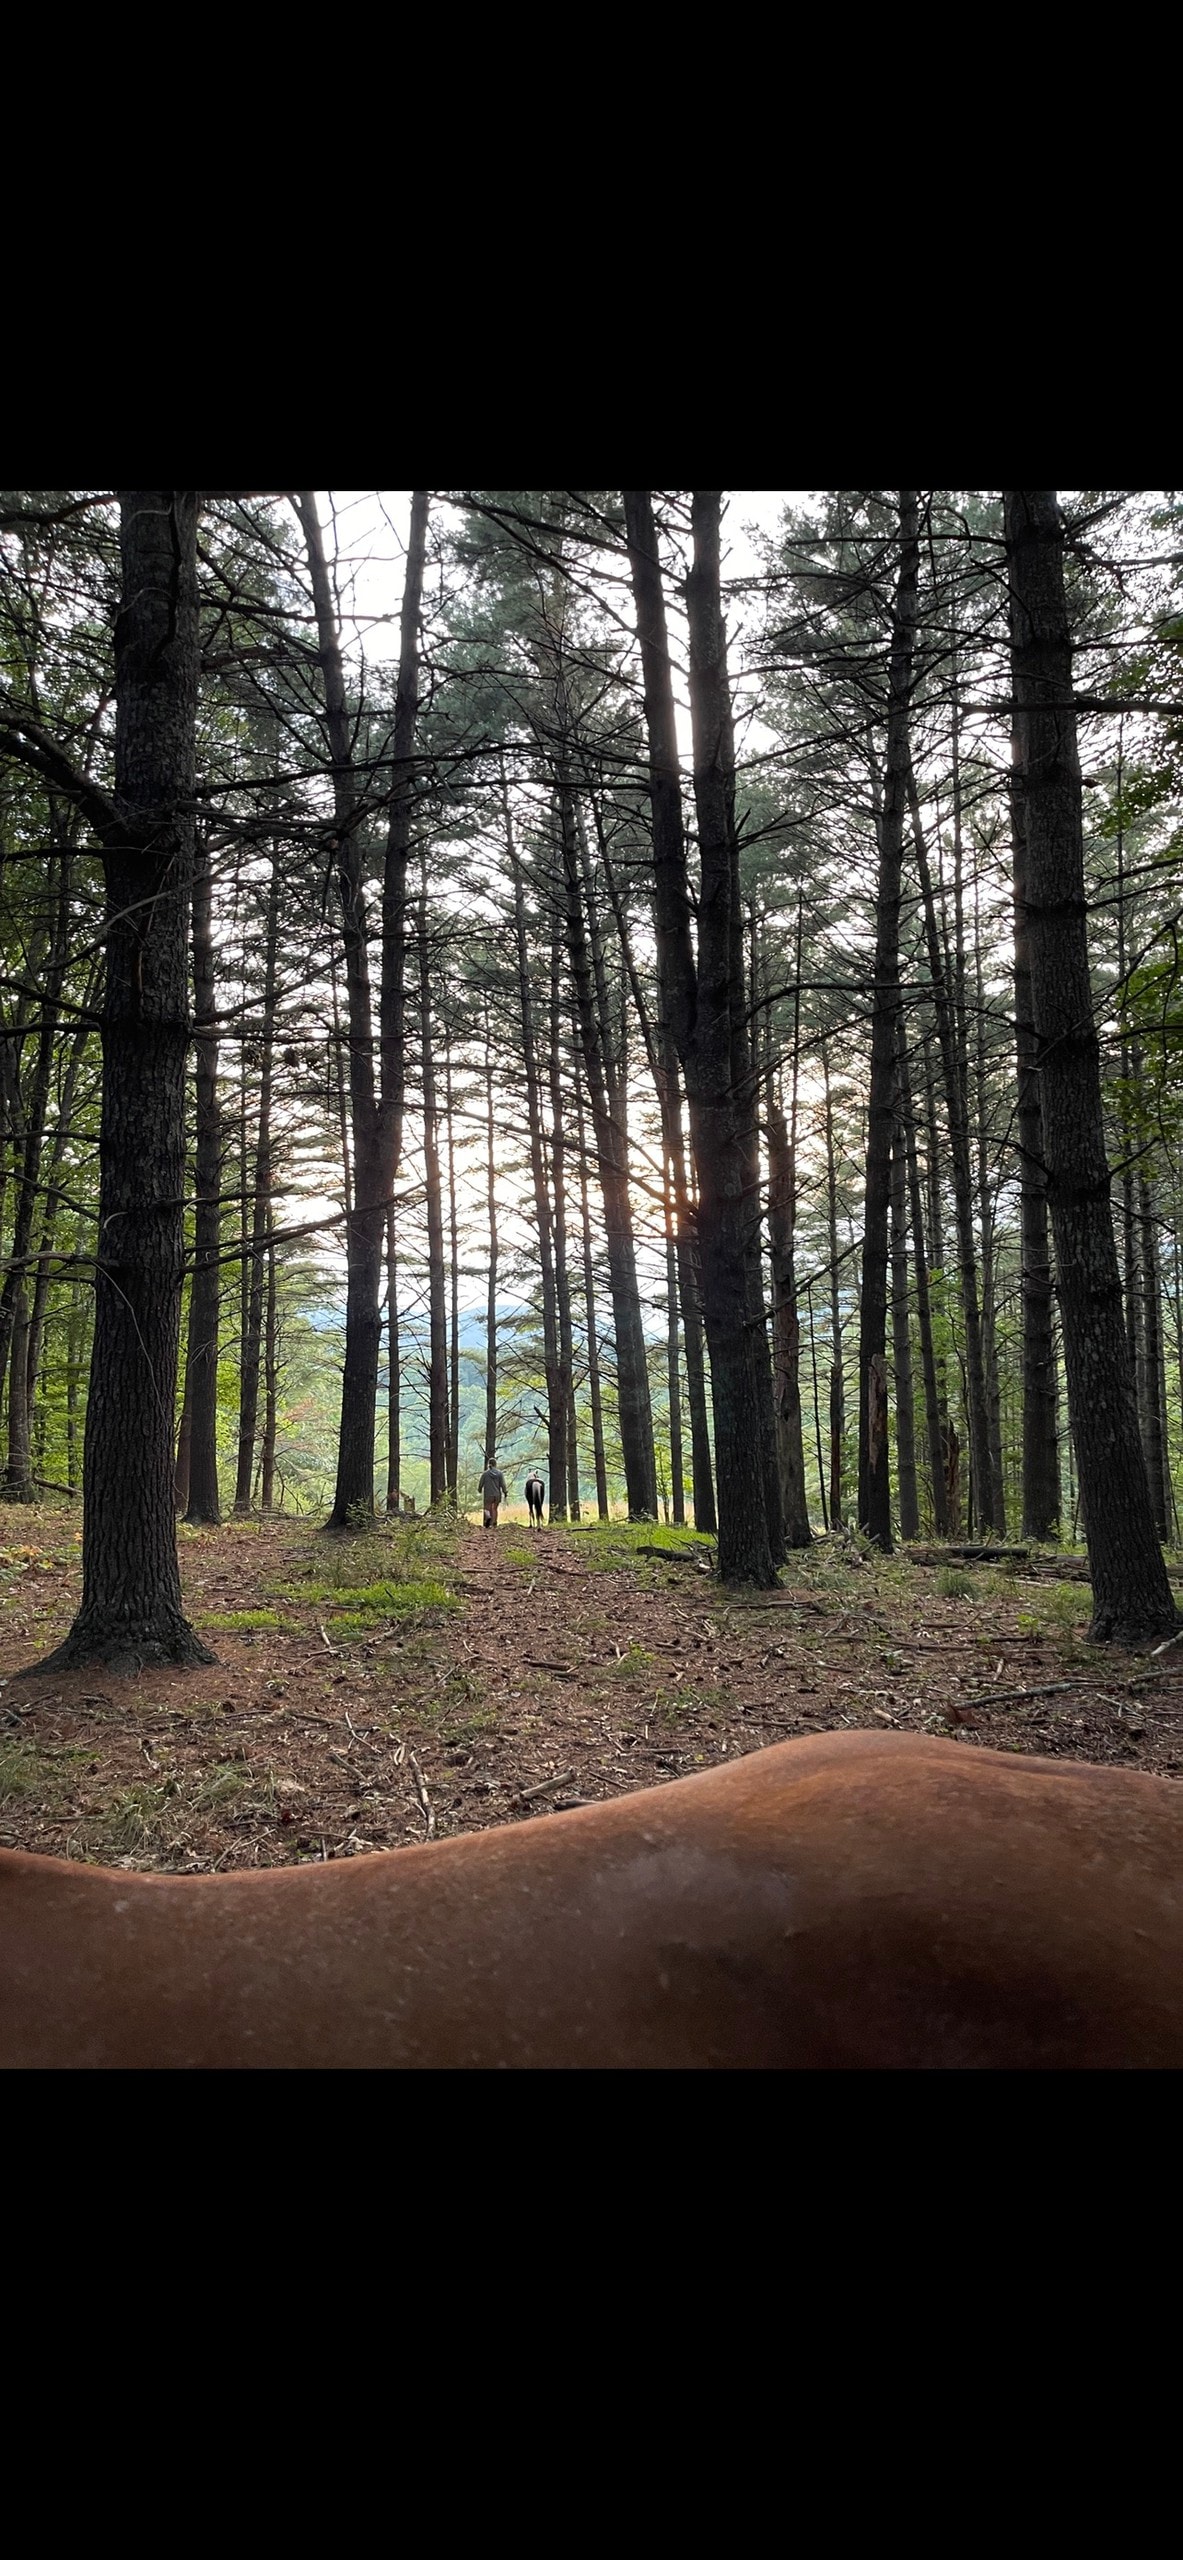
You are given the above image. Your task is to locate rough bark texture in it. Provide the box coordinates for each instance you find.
[625,490,777,1583]
[1010,730,1060,1538]
[906,765,995,1531]
[43,493,210,1670]
[297,490,428,1528]
[545,924,574,1525]
[180,834,223,1522]
[233,856,279,1515]
[767,1080,812,1546]
[385,1209,401,1511]
[418,872,449,1510]
[822,1044,844,1528]
[890,1069,919,1541]
[857,493,918,1551]
[483,1035,498,1472]
[1005,488,1177,1644]
[899,1029,949,1535]
[575,1058,610,1520]
[561,780,655,1518]
[506,785,565,1516]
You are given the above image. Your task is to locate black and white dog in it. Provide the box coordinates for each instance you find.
[524,1472,546,1528]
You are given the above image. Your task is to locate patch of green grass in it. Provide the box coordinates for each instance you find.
[441,1706,499,1742]
[502,1545,535,1568]
[1017,1581,1092,1642]
[0,1740,88,1805]
[0,1740,42,1802]
[100,1781,179,1853]
[936,1568,978,1601]
[328,1579,459,1634]
[608,1643,657,1683]
[575,1522,711,1578]
[191,1762,254,1813]
[199,1608,290,1632]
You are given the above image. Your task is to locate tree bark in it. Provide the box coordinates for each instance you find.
[899,1027,949,1535]
[561,779,655,1517]
[625,490,780,1578]
[905,764,996,1531]
[43,492,210,1669]
[1011,727,1060,1538]
[297,489,428,1528]
[418,867,449,1509]
[385,1208,401,1511]
[233,856,279,1516]
[483,1027,498,1473]
[890,1058,920,1540]
[546,920,574,1524]
[575,1054,610,1520]
[767,1077,812,1546]
[182,832,224,1522]
[1005,488,1177,1643]
[260,1240,278,1514]
[857,492,918,1550]
[822,1042,845,1528]
[506,786,565,1516]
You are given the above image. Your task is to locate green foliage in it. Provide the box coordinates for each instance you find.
[936,1568,978,1600]
[328,1580,458,1632]
[199,1608,289,1632]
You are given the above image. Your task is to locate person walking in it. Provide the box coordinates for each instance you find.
[479,1459,508,1530]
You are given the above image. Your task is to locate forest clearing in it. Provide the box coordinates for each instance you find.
[3,1509,1180,1877]
[2,489,1182,2066]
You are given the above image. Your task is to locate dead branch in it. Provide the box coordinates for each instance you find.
[508,1767,577,1808]
[408,1752,435,1839]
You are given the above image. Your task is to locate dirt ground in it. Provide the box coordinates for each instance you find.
[2,1507,1181,1873]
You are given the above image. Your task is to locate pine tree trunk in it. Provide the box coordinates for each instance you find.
[684,492,779,1583]
[506,783,565,1517]
[1005,488,1177,1644]
[260,1241,278,1514]
[1137,1161,1169,1535]
[297,490,428,1529]
[44,492,209,1670]
[822,1044,845,1528]
[444,1033,460,1504]
[233,859,278,1517]
[594,791,715,1535]
[547,922,574,1524]
[418,870,449,1510]
[183,831,224,1522]
[624,488,774,1578]
[905,769,996,1531]
[2,859,70,1499]
[857,492,918,1550]
[899,1029,949,1534]
[575,1057,610,1520]
[767,1075,812,1546]
[385,1207,401,1511]
[561,778,655,1517]
[890,1068,920,1540]
[973,880,1007,1533]
[483,1034,498,1473]
[1011,729,1060,1537]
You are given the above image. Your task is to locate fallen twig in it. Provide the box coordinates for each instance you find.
[508,1766,577,1808]
[950,1677,1092,1711]
[317,1621,341,1656]
[408,1752,435,1840]
[522,1658,575,1674]
[1150,1624,1183,1658]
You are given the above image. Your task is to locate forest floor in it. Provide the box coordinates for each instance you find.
[2,1505,1182,1872]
